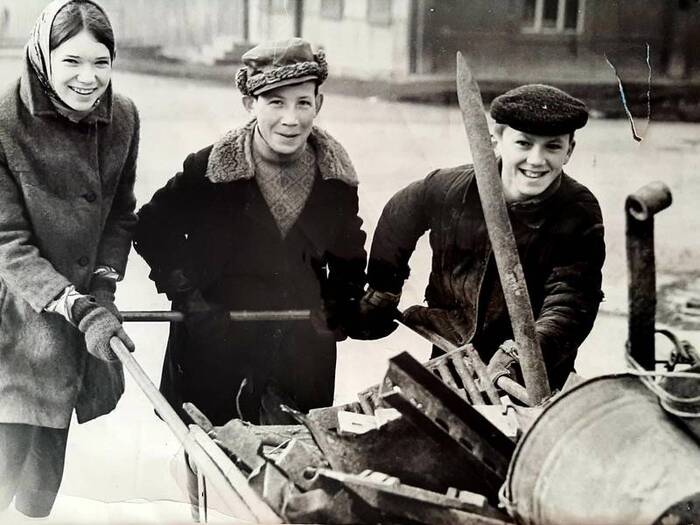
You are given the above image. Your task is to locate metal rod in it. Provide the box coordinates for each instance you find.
[455,52,550,404]
[497,377,530,405]
[357,390,376,415]
[461,345,502,406]
[451,354,485,404]
[109,338,281,523]
[436,361,461,394]
[121,310,312,322]
[625,182,672,370]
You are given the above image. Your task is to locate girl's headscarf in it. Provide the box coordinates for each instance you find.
[25,0,114,122]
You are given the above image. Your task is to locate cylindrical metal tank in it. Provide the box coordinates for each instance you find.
[504,374,700,525]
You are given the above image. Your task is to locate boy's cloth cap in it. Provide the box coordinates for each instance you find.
[236,38,328,96]
[490,84,588,135]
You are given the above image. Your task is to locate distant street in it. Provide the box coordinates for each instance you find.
[0,55,699,523]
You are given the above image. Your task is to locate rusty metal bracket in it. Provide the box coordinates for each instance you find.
[625,181,673,369]
[380,352,515,499]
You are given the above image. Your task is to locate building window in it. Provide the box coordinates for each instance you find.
[523,0,584,33]
[368,0,392,26]
[321,0,344,20]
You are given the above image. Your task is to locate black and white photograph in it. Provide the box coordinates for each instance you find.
[0,0,698,523]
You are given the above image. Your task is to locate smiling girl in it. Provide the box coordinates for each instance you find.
[0,0,138,517]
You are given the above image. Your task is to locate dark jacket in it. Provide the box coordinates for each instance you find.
[368,165,605,389]
[134,120,367,424]
[0,63,139,428]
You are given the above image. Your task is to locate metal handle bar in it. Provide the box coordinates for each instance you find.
[121,309,311,322]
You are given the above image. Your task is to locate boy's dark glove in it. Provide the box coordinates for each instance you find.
[401,306,470,347]
[486,340,520,386]
[311,301,348,342]
[180,289,232,346]
[163,270,232,345]
[72,295,135,362]
[89,275,121,321]
[346,288,400,340]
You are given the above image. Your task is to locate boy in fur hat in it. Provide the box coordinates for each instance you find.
[134,38,367,428]
[361,84,605,392]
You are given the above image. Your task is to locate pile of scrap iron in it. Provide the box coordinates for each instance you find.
[184,337,700,525]
[186,348,519,525]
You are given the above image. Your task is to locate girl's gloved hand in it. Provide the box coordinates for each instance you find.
[72,295,135,361]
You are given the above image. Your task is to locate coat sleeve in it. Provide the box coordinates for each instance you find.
[0,147,70,311]
[95,100,139,276]
[367,171,436,294]
[132,151,205,296]
[536,192,606,378]
[323,184,367,311]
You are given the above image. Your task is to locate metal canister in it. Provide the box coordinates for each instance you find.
[504,374,700,525]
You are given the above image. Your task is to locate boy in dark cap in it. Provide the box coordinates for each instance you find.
[362,84,605,391]
[134,38,366,427]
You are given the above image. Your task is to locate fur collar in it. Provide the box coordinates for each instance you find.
[206,119,358,186]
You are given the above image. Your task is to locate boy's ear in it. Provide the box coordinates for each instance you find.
[315,93,324,115]
[564,139,576,164]
[242,95,255,113]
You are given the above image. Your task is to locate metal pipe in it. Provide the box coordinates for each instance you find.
[455,52,550,404]
[109,338,282,523]
[436,361,461,393]
[625,182,673,370]
[461,345,504,406]
[451,354,485,404]
[497,377,530,406]
[121,310,312,322]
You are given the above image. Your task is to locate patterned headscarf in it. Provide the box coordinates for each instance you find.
[25,0,113,122]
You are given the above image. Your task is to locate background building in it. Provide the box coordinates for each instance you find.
[1,0,698,109]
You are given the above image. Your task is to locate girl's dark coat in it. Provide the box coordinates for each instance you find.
[0,63,139,428]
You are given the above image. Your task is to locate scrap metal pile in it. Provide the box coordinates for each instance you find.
[182,332,700,525]
[185,347,522,525]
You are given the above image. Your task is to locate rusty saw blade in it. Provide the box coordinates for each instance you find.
[455,52,550,404]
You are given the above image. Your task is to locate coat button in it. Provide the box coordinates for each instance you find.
[78,256,89,267]
[83,192,97,203]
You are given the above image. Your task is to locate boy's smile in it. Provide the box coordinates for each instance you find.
[494,126,574,202]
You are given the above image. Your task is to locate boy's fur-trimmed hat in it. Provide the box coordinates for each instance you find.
[236,38,328,96]
[490,84,588,135]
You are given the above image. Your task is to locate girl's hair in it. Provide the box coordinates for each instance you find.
[50,1,115,59]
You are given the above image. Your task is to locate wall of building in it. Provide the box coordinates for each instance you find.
[420,0,698,82]
[247,0,412,79]
[0,0,246,53]
[304,0,412,79]
[249,0,296,43]
[0,0,46,45]
[1,0,695,81]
